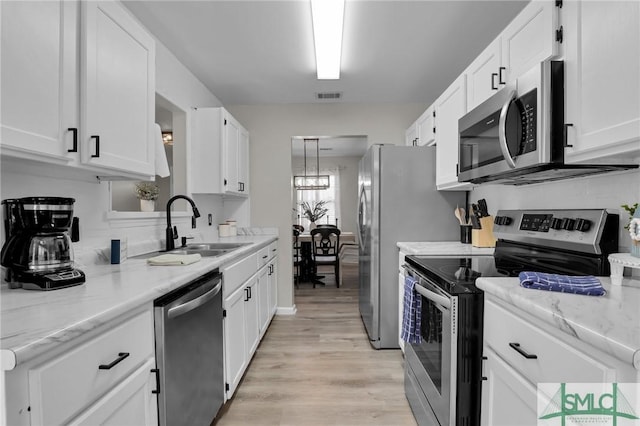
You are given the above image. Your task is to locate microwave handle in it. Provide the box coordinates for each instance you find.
[498,90,517,169]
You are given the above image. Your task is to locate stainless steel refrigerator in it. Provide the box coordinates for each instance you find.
[358,144,464,349]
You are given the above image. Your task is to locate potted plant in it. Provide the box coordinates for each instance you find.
[299,200,329,230]
[135,182,159,212]
[622,203,640,257]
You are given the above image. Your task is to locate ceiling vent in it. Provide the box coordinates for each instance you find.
[316,92,342,100]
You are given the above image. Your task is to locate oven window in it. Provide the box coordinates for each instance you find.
[459,110,504,172]
[412,296,443,393]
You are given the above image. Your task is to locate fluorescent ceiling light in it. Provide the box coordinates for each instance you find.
[311,0,345,80]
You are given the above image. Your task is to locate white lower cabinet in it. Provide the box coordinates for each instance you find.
[481,297,636,426]
[68,358,158,426]
[3,307,157,426]
[223,283,248,399]
[268,256,278,316]
[481,346,538,426]
[222,241,278,400]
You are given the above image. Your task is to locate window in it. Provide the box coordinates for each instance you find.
[294,167,341,230]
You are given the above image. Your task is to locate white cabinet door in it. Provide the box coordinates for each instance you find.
[564,0,640,164]
[466,39,502,111]
[405,122,418,146]
[269,258,278,316]
[245,278,260,357]
[224,285,247,399]
[68,358,158,426]
[223,113,240,194]
[416,106,436,147]
[238,126,250,195]
[257,266,270,338]
[1,0,78,163]
[81,1,155,177]
[481,347,539,426]
[435,74,473,191]
[500,0,557,84]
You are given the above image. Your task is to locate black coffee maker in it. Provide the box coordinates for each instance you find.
[1,197,85,290]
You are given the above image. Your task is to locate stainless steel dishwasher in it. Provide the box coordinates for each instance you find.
[154,269,223,426]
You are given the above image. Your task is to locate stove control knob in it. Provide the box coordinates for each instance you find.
[494,216,512,226]
[562,218,576,231]
[550,218,563,230]
[575,218,592,232]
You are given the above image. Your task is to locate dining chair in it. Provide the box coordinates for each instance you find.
[293,228,302,288]
[310,227,341,288]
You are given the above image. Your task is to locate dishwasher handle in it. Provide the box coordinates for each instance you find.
[167,279,222,319]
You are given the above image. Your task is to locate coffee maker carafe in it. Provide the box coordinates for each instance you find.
[1,197,85,290]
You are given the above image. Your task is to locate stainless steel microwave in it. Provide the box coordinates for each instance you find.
[457,61,636,185]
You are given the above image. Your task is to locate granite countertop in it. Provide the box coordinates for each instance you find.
[0,235,277,371]
[397,241,495,256]
[476,276,640,371]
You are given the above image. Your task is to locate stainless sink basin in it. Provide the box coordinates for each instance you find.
[134,242,250,259]
[184,242,251,250]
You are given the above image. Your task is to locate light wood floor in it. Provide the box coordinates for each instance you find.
[214,264,417,425]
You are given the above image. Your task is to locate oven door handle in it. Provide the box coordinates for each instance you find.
[413,283,451,310]
[498,89,517,169]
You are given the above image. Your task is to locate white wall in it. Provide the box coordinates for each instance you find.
[227,103,428,310]
[471,169,640,250]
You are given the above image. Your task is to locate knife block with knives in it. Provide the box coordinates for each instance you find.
[472,216,497,247]
[471,199,496,247]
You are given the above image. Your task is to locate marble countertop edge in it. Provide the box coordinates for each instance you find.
[1,235,277,370]
[477,276,640,370]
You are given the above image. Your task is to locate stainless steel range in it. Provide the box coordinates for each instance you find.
[402,209,619,426]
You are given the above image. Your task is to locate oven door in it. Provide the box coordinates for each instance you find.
[405,272,455,426]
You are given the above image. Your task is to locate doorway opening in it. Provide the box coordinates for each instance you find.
[290,135,367,294]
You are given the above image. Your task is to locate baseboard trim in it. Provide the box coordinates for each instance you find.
[276,305,297,315]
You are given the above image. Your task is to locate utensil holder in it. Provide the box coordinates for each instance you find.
[472,216,497,248]
[460,225,472,244]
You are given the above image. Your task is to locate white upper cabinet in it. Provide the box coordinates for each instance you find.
[0,0,156,180]
[191,107,250,196]
[435,74,472,191]
[81,1,155,177]
[500,0,558,85]
[466,39,502,111]
[405,106,435,147]
[563,0,640,164]
[1,1,79,163]
[405,122,418,147]
[465,1,558,111]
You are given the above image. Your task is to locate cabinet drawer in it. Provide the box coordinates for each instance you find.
[484,299,615,385]
[28,309,154,426]
[257,246,270,268]
[223,252,258,296]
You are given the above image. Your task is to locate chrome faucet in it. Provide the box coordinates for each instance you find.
[165,195,201,251]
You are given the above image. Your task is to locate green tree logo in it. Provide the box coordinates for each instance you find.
[540,383,639,425]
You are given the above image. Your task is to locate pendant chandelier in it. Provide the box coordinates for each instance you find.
[294,138,330,190]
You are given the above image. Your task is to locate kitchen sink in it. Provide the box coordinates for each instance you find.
[134,242,250,259]
[184,242,251,250]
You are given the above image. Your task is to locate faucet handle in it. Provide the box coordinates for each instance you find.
[172,226,178,240]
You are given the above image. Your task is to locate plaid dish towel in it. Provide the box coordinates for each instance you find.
[401,275,422,344]
[518,271,606,296]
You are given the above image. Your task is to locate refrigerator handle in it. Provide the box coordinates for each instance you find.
[357,184,366,247]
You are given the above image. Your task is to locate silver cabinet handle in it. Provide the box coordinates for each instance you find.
[168,280,221,319]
